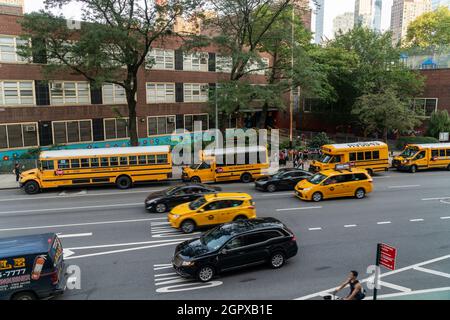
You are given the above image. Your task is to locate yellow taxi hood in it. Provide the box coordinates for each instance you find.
[394,155,406,160]
[170,202,193,215]
[296,179,314,189]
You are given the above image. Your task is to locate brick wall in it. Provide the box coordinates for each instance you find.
[420,68,450,113]
[0,4,22,16]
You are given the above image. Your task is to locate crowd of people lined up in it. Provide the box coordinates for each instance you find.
[277,148,322,169]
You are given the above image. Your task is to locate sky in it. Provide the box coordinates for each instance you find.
[24,0,394,39]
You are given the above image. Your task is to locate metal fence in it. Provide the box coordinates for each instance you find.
[0,159,38,174]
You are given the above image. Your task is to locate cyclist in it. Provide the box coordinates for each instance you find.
[333,270,365,300]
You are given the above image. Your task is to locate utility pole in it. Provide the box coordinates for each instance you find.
[289,3,295,148]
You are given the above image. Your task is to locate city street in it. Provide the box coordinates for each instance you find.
[1,169,450,300]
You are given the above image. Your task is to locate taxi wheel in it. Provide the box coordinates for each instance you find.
[267,184,277,193]
[24,181,40,195]
[312,192,323,202]
[447,164,450,171]
[155,203,167,213]
[180,220,196,234]
[234,215,248,221]
[355,188,366,199]
[197,266,215,282]
[241,173,252,183]
[116,175,132,189]
[191,176,201,183]
[410,165,417,173]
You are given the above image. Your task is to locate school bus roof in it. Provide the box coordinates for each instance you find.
[321,141,387,152]
[203,146,267,157]
[407,143,450,149]
[40,146,171,159]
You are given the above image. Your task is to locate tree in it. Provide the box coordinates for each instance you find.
[352,89,423,141]
[308,132,334,149]
[405,6,450,51]
[427,110,450,138]
[19,0,198,146]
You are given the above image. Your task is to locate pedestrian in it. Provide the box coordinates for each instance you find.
[332,271,366,300]
[13,162,21,182]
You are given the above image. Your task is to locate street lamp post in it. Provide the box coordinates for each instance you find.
[289,3,295,148]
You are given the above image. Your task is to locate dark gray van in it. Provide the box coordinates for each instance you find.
[0,233,67,300]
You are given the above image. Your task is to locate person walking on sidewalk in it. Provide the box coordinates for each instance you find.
[13,162,21,182]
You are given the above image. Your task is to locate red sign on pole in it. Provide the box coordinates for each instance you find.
[378,243,397,271]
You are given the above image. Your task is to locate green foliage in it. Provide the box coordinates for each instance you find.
[427,110,450,138]
[308,132,334,149]
[352,89,423,141]
[396,136,439,150]
[405,7,450,51]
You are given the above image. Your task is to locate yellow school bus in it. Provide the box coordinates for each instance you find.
[309,141,389,175]
[393,143,450,173]
[182,146,269,183]
[19,146,172,194]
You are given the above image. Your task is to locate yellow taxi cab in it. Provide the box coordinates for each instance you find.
[295,164,373,202]
[168,193,257,233]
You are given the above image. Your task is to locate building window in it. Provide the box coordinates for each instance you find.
[52,120,92,144]
[184,114,209,132]
[50,81,90,105]
[102,84,126,104]
[147,115,176,136]
[0,36,28,63]
[146,83,175,104]
[246,57,269,75]
[184,83,209,102]
[147,49,175,70]
[216,55,233,73]
[412,98,438,117]
[104,118,129,140]
[0,122,38,149]
[0,81,34,106]
[183,52,208,72]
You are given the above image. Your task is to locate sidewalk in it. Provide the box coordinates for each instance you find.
[0,174,20,189]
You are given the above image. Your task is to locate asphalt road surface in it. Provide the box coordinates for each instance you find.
[1,169,450,300]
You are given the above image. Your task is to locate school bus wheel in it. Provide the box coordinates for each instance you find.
[116,175,132,189]
[410,165,417,173]
[24,180,40,195]
[190,176,201,183]
[241,173,252,183]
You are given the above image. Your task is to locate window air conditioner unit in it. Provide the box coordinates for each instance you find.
[201,84,209,92]
[167,116,176,123]
[25,125,36,132]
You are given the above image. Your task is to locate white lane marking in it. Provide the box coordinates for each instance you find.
[344,224,357,228]
[414,266,450,278]
[155,278,190,286]
[65,241,183,260]
[0,217,166,232]
[440,199,450,205]
[388,185,421,189]
[295,253,450,300]
[422,196,450,201]
[66,238,192,250]
[57,232,93,238]
[63,249,75,258]
[276,206,322,212]
[378,281,411,292]
[364,287,450,300]
[155,276,183,282]
[153,264,173,271]
[410,219,424,222]
[0,203,142,215]
[155,272,178,277]
[260,192,295,197]
[0,189,164,202]
[308,227,322,231]
[377,221,392,225]
[440,216,450,220]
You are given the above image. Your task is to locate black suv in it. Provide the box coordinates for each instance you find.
[145,184,221,213]
[172,217,298,282]
[255,168,312,192]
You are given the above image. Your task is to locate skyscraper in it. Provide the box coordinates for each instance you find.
[333,12,355,35]
[391,0,432,45]
[373,0,383,31]
[432,0,450,9]
[314,0,325,43]
[355,0,374,28]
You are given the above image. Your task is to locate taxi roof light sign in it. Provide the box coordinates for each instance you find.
[335,163,353,171]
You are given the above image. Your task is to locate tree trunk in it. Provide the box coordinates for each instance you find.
[258,102,269,128]
[127,97,139,146]
[383,127,388,143]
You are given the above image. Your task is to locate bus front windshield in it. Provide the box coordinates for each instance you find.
[308,173,328,185]
[400,147,419,158]
[318,154,332,163]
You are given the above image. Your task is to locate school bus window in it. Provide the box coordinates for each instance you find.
[147,155,156,164]
[373,151,380,159]
[447,149,450,157]
[157,154,168,164]
[440,149,445,157]
[138,155,147,165]
[432,150,439,157]
[365,151,372,160]
[71,159,80,168]
[58,159,70,169]
[91,158,99,168]
[129,156,137,165]
[81,158,90,168]
[41,160,54,170]
[357,152,364,161]
[349,153,356,162]
[110,157,119,166]
[101,157,109,167]
[120,157,128,166]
